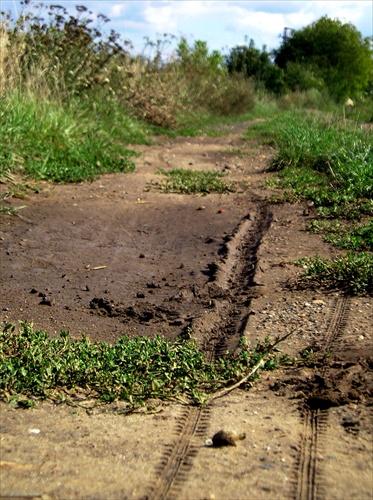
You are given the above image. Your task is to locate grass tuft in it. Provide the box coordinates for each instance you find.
[306,219,373,251]
[294,252,373,296]
[155,168,235,194]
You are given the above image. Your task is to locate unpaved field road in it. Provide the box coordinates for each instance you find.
[1,126,372,499]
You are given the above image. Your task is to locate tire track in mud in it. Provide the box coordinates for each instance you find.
[293,296,351,500]
[294,408,329,500]
[149,406,211,500]
[147,206,272,500]
[322,296,350,352]
[197,205,273,359]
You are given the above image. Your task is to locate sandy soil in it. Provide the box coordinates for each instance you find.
[1,125,372,499]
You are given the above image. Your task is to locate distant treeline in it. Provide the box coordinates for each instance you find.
[225,16,373,102]
[1,2,372,132]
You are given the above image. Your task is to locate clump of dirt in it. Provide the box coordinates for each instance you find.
[271,357,373,409]
[1,128,372,499]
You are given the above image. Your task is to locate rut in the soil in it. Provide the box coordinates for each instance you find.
[191,205,273,360]
[147,206,273,500]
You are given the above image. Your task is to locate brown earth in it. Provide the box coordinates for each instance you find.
[0,124,372,499]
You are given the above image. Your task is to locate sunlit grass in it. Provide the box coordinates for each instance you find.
[245,111,373,218]
[295,253,373,296]
[0,323,285,407]
[306,219,373,251]
[0,91,144,182]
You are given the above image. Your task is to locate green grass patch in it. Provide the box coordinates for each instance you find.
[0,91,147,183]
[294,252,373,296]
[243,115,281,144]
[306,219,373,251]
[172,97,280,137]
[220,147,256,158]
[259,112,372,218]
[246,111,373,295]
[155,168,235,194]
[244,112,373,216]
[0,323,285,408]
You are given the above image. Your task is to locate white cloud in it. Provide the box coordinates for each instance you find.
[110,4,127,17]
[141,1,227,34]
[143,4,178,32]
[217,1,372,51]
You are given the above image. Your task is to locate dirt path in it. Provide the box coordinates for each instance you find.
[1,127,372,499]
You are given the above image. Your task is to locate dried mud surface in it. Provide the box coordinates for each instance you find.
[1,125,372,499]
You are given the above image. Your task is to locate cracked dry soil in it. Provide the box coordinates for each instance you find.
[0,125,372,499]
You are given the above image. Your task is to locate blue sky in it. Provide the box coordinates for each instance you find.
[2,1,372,56]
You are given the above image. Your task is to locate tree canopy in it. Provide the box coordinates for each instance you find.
[274,16,373,101]
[225,39,285,95]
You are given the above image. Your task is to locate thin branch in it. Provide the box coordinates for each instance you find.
[208,329,297,402]
[209,357,265,402]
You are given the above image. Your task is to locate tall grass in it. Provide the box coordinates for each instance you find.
[244,111,373,295]
[277,88,337,112]
[276,115,372,218]
[0,91,142,182]
[0,3,259,183]
[246,112,373,218]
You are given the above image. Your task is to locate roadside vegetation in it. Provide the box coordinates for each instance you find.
[1,3,372,186]
[295,253,373,296]
[0,3,372,403]
[245,112,372,295]
[0,322,289,409]
[251,113,372,219]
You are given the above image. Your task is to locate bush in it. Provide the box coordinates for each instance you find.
[173,37,255,117]
[1,4,129,99]
[1,3,256,143]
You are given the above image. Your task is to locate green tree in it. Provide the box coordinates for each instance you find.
[225,39,286,95]
[274,16,373,101]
